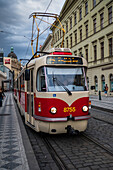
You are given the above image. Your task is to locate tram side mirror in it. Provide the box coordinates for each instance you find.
[25,69,30,81]
[91,86,95,90]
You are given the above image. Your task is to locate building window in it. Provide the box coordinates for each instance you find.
[100,13,104,29]
[94,45,97,61]
[85,1,88,15]
[75,13,77,25]
[101,42,104,60]
[75,32,77,45]
[108,7,112,24]
[101,75,105,92]
[63,41,64,48]
[74,50,77,55]
[80,29,82,42]
[85,48,88,62]
[55,33,57,43]
[110,74,113,92]
[109,38,112,56]
[79,48,82,56]
[70,35,72,48]
[79,7,82,20]
[58,31,59,40]
[66,37,68,48]
[94,76,98,91]
[86,24,88,38]
[93,18,96,33]
[60,29,61,38]
[66,22,68,33]
[93,0,96,8]
[70,17,72,29]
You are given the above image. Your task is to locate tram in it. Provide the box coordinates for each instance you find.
[14,48,91,134]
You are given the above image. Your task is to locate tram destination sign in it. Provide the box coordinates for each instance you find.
[47,56,83,65]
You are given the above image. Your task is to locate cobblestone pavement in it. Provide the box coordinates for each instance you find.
[46,133,113,170]
[27,120,113,170]
[0,92,29,170]
[85,108,113,152]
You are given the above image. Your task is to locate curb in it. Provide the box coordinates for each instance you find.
[13,97,40,170]
[92,105,113,113]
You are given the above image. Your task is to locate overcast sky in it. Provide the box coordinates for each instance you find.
[0,0,65,64]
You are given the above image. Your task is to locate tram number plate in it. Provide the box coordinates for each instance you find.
[63,107,76,113]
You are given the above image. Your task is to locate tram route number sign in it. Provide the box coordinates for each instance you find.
[47,56,83,65]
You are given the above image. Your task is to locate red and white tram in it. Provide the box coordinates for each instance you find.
[14,48,91,134]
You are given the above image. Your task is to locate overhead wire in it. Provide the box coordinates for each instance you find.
[24,0,53,61]
[0,30,30,40]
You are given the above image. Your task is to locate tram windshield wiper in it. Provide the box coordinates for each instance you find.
[53,76,72,96]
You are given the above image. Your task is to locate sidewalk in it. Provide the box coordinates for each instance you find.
[0,92,39,170]
[89,95,113,112]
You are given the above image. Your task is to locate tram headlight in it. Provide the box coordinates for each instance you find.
[82,106,88,112]
[50,107,57,114]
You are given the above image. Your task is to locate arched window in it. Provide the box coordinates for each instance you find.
[101,75,105,91]
[110,74,113,92]
[94,76,98,91]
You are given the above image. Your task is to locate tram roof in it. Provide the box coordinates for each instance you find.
[23,48,87,68]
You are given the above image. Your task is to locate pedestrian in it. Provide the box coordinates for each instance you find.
[0,87,5,107]
[104,84,108,97]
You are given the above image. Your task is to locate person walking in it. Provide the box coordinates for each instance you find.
[104,84,108,97]
[0,87,5,107]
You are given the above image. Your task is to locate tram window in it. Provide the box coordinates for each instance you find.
[27,79,30,92]
[21,73,25,91]
[37,67,46,92]
[31,69,33,92]
[46,67,87,92]
[19,77,21,98]
[17,79,18,89]
[23,73,25,90]
[37,66,88,92]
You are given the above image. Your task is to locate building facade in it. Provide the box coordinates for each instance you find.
[4,47,21,80]
[40,33,53,53]
[0,65,13,90]
[0,70,7,88]
[51,0,113,96]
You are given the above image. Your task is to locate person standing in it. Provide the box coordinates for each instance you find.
[104,84,108,96]
[0,87,5,107]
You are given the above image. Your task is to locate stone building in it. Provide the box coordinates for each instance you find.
[0,70,7,88]
[40,33,53,53]
[4,47,21,80]
[51,0,113,96]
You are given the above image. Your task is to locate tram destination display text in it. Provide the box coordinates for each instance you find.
[47,56,83,65]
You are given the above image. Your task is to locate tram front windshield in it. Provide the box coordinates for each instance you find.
[37,67,88,92]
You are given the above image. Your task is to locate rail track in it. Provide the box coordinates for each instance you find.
[92,116,113,126]
[82,132,113,157]
[41,133,69,170]
[16,102,113,169]
[25,125,113,170]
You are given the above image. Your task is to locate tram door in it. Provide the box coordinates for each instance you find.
[27,69,34,124]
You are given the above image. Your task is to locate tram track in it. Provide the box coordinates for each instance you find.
[25,127,69,170]
[26,126,113,170]
[82,132,113,157]
[15,98,113,169]
[41,133,69,170]
[92,116,113,126]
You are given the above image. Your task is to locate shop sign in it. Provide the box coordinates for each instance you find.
[5,59,10,64]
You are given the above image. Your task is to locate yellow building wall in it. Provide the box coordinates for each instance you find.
[52,0,113,96]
